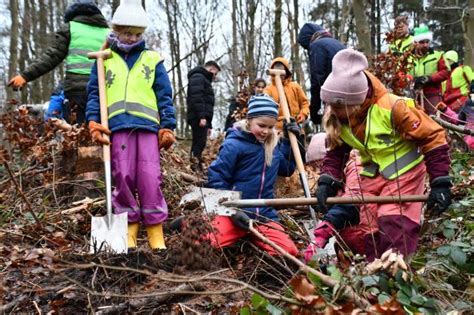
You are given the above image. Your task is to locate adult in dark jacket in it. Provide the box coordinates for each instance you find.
[297,23,345,125]
[186,60,220,171]
[9,0,109,124]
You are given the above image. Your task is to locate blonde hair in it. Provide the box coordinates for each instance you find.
[323,105,361,150]
[112,25,146,34]
[236,119,279,166]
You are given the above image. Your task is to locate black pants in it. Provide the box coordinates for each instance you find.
[64,93,87,125]
[310,86,323,125]
[189,119,209,160]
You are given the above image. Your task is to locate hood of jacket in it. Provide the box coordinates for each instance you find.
[270,57,292,85]
[187,66,214,82]
[64,2,106,24]
[298,23,325,50]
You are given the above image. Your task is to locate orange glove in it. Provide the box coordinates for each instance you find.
[88,121,111,145]
[296,113,307,123]
[8,75,27,90]
[159,128,175,150]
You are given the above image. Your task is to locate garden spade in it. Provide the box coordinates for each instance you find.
[88,50,128,254]
[267,68,319,229]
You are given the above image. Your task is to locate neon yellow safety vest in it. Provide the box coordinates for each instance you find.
[340,95,424,180]
[104,49,161,124]
[443,65,474,96]
[389,35,413,54]
[66,21,109,75]
[411,50,445,77]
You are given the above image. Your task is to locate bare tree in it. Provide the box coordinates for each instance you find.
[274,0,282,57]
[463,0,474,67]
[352,0,372,54]
[7,0,20,103]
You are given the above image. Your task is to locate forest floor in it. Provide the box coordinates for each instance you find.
[0,108,473,314]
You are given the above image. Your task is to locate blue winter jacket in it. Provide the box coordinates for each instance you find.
[297,23,345,95]
[86,41,176,132]
[207,127,296,222]
[44,83,65,121]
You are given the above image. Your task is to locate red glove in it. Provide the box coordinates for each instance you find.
[89,121,111,145]
[159,128,175,150]
[8,75,27,90]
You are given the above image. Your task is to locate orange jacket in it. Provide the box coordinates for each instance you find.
[265,57,310,128]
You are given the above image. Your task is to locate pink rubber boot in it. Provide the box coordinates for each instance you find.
[304,221,336,263]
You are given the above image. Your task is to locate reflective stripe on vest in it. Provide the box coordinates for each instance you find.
[340,96,424,180]
[104,49,161,124]
[66,21,109,75]
[389,36,413,54]
[413,50,444,77]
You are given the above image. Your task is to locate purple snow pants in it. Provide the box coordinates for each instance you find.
[111,129,168,226]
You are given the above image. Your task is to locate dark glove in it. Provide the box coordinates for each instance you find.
[283,118,300,138]
[414,76,430,89]
[427,176,452,216]
[315,174,343,213]
[231,210,250,230]
[469,80,474,94]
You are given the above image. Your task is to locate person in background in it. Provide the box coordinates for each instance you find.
[9,0,109,124]
[306,49,451,261]
[410,25,450,115]
[297,23,345,126]
[388,15,414,55]
[86,0,176,250]
[441,50,474,112]
[265,57,310,129]
[186,60,221,171]
[253,78,266,95]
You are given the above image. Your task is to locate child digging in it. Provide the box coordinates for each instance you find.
[86,0,176,250]
[206,95,303,256]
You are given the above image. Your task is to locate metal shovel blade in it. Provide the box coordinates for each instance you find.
[90,212,128,254]
[180,187,241,216]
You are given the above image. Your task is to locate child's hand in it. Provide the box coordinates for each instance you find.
[159,128,176,150]
[296,113,307,123]
[88,121,111,145]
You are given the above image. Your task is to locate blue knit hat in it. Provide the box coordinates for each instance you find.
[247,95,279,119]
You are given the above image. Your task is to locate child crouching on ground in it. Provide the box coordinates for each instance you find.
[86,0,176,250]
[206,95,303,256]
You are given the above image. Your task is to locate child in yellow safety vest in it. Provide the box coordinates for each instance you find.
[86,0,176,250]
[441,50,474,112]
[304,49,452,262]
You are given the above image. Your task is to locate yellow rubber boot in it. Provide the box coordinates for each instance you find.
[146,224,166,249]
[128,223,140,248]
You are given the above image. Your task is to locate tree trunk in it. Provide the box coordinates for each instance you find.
[274,0,282,57]
[463,0,474,67]
[7,0,20,104]
[19,0,32,103]
[39,0,53,101]
[352,0,372,55]
[339,0,350,43]
[29,0,42,103]
[231,0,239,94]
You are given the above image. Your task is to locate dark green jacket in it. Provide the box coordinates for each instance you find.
[21,14,108,96]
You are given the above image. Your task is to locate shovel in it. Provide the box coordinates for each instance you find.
[88,50,128,254]
[267,68,319,228]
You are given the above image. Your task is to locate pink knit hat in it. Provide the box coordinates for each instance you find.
[306,133,327,162]
[321,49,369,106]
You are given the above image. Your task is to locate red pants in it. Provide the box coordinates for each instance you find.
[205,216,298,256]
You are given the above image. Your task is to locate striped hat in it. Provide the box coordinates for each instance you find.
[247,95,279,119]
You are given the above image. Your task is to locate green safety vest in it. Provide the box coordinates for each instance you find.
[104,49,161,124]
[340,95,424,180]
[389,35,413,54]
[411,50,444,77]
[66,21,109,75]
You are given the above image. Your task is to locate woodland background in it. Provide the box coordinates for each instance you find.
[1,0,474,135]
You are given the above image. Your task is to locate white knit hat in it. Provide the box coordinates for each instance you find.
[111,0,149,28]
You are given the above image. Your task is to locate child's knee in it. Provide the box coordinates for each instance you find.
[323,204,360,230]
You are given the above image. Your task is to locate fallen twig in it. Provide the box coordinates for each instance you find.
[431,115,474,136]
[248,221,371,309]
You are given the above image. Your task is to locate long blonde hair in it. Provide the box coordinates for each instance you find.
[323,105,361,150]
[236,119,279,166]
